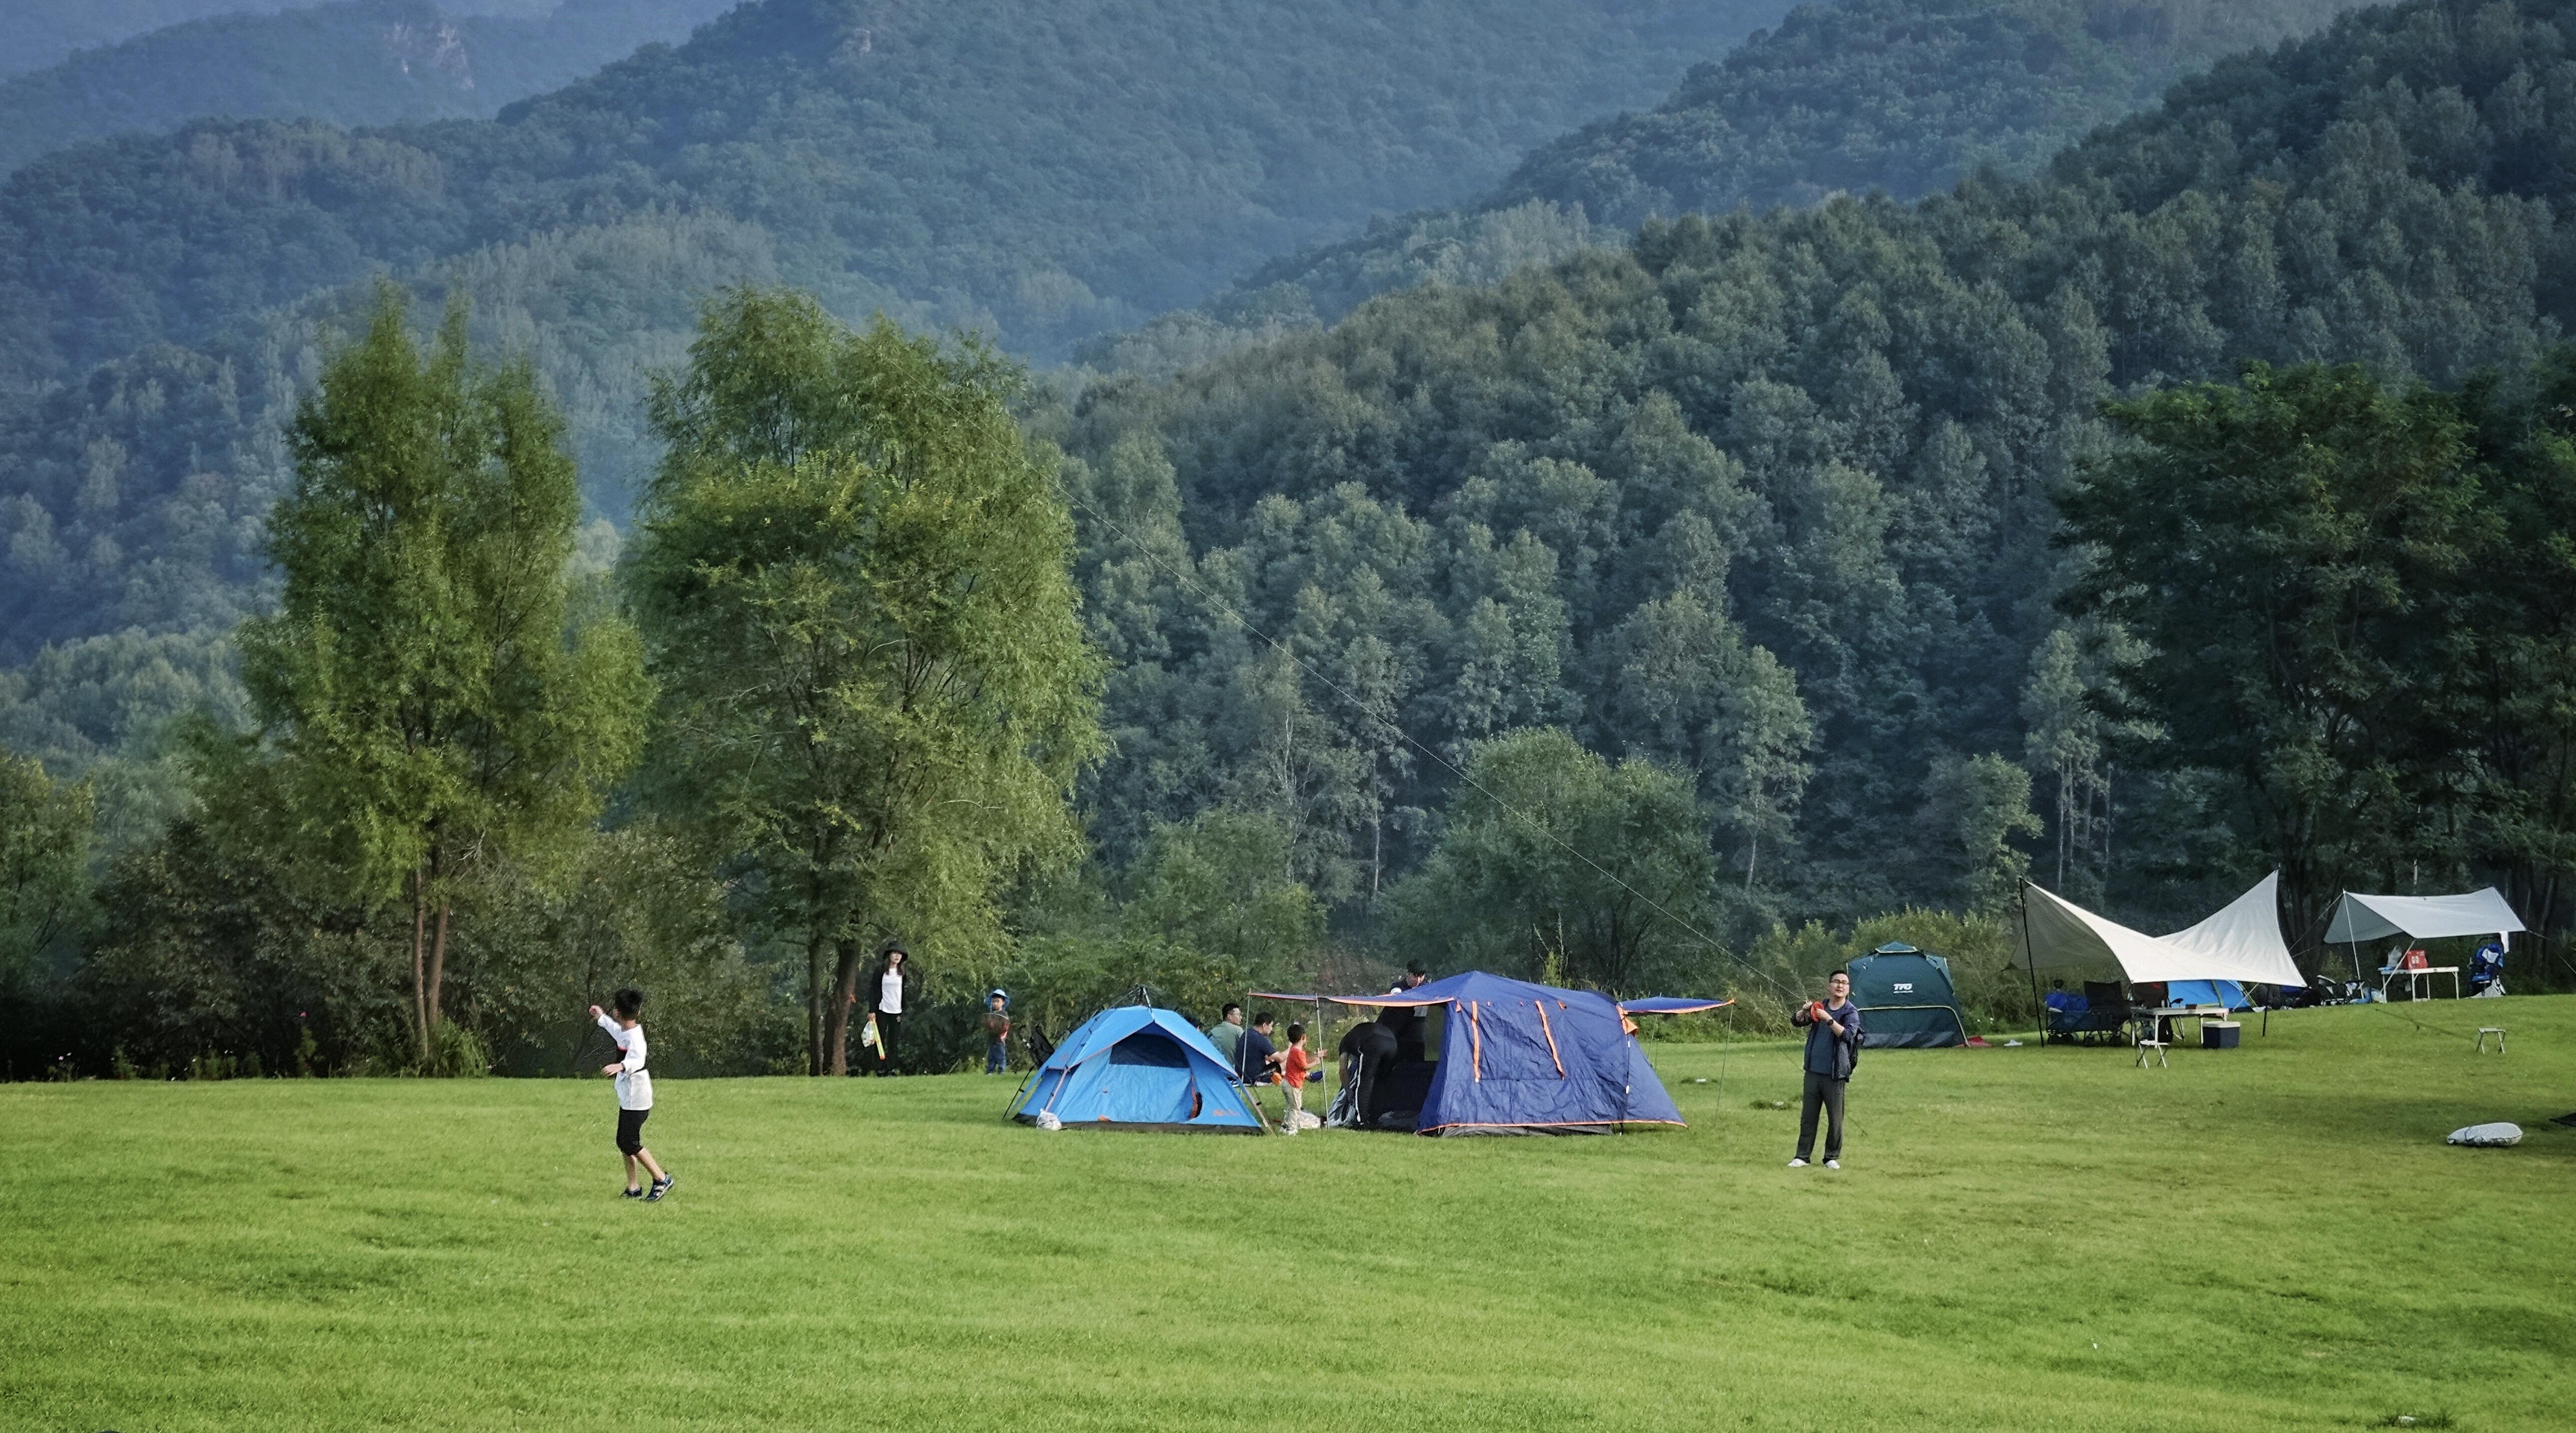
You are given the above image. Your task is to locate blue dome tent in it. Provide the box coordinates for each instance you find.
[1008,1005,1261,1132]
[1327,971,1726,1135]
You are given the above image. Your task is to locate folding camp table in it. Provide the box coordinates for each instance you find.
[2379,965,2460,1002]
[2140,1005,2229,1044]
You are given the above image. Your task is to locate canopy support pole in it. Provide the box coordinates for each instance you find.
[2018,887,2043,1044]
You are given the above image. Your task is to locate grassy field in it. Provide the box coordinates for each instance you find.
[3,998,2572,1432]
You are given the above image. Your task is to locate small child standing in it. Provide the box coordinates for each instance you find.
[1278,1021,1320,1130]
[983,989,1012,1074]
[590,988,673,1202]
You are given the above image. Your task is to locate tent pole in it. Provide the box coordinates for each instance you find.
[2019,885,2043,1045]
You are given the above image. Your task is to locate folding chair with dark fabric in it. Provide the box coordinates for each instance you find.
[2047,980,2136,1044]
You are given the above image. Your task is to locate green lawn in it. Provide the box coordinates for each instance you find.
[3,999,2572,1432]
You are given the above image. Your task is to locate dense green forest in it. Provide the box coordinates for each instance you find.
[0,0,1791,664]
[5,0,2575,1081]
[1101,0,2377,370]
[1040,0,2576,941]
[0,0,1777,391]
[0,0,739,178]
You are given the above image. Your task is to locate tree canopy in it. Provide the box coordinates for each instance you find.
[625,288,1104,1073]
[230,285,648,1059]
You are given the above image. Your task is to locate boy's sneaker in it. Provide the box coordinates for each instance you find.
[1786,1158,1808,1168]
[621,1186,644,1199]
[646,1176,674,1202]
[1824,1159,1841,1170]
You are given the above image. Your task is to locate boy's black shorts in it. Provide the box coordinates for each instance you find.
[615,1107,650,1155]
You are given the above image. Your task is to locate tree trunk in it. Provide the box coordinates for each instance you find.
[427,899,452,1038]
[805,931,828,1076]
[410,865,430,1061]
[826,939,867,1075]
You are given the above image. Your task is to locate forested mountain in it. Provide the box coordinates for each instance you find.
[0,0,740,178]
[10,0,2576,1077]
[0,0,1789,678]
[1493,0,2372,226]
[0,0,555,81]
[1040,0,2576,938]
[10,0,2576,941]
[1101,0,2375,369]
[0,0,1778,393]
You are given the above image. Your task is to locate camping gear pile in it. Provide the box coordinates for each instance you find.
[2018,874,2308,1046]
[2325,888,2524,999]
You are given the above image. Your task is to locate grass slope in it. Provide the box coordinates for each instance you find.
[4,998,2572,1430]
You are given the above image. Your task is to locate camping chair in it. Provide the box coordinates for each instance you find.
[2469,943,2505,996]
[2049,980,2134,1045]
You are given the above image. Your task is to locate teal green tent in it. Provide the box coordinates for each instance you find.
[1847,944,1968,1048]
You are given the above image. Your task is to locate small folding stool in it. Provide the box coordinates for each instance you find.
[2476,1027,2507,1053]
[2135,1037,2169,1068]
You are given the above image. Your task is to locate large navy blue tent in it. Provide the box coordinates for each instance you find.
[1329,971,1724,1135]
[1008,1005,1260,1132]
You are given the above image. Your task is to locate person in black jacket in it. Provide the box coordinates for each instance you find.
[1789,970,1864,1169]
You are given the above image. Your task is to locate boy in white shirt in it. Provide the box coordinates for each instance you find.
[590,988,673,1201]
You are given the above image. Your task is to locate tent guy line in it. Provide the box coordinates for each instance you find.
[1063,489,1808,1007]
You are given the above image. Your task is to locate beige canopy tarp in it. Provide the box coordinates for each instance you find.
[2017,873,2305,987]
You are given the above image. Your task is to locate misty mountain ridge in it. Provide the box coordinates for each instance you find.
[0,1,742,177]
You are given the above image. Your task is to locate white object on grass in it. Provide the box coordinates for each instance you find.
[1035,1111,1062,1131]
[2446,1122,2521,1147]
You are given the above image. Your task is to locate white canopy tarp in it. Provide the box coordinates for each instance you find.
[2019,873,2306,987]
[2324,889,2523,946]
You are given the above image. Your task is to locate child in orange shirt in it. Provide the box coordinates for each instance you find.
[1279,1021,1322,1129]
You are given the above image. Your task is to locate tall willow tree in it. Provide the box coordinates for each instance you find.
[628,290,1104,1075]
[235,287,649,1063]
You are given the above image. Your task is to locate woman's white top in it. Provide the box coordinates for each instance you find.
[597,1012,653,1110]
[879,971,904,1015]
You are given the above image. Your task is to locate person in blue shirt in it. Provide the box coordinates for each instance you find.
[1236,1011,1280,1085]
[1789,970,1864,1169]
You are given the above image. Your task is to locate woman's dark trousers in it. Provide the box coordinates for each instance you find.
[873,1011,901,1073]
[1796,1070,1847,1161]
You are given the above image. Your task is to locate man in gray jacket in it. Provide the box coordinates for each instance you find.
[1789,970,1864,1169]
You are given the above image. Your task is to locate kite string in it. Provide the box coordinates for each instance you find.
[1064,489,1808,1011]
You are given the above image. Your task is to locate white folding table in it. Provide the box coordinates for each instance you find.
[2379,966,2460,1001]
